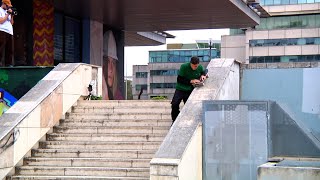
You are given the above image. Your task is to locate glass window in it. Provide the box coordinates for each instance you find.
[306,38,314,45]
[297,38,306,45]
[265,0,274,5]
[64,17,81,63]
[258,18,267,30]
[265,56,273,63]
[298,0,307,3]
[308,15,316,27]
[274,0,281,4]
[282,0,290,4]
[306,55,314,61]
[290,0,298,4]
[54,13,63,62]
[314,38,320,45]
[257,57,265,63]
[257,40,265,46]
[273,56,281,62]
[306,0,314,3]
[281,56,290,62]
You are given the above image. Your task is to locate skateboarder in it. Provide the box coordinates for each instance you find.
[170,56,207,124]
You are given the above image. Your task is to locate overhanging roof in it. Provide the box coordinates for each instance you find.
[125,31,175,46]
[54,0,260,31]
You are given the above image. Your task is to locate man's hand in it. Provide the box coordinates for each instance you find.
[7,8,12,15]
[200,75,207,81]
[190,79,201,84]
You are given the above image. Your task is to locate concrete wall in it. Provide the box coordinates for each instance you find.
[258,162,320,180]
[263,3,320,16]
[150,58,240,180]
[221,35,246,63]
[0,63,102,179]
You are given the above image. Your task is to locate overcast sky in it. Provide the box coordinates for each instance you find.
[124,29,230,77]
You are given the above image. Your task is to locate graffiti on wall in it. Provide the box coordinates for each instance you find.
[0,67,52,98]
[102,28,125,100]
[33,0,54,66]
[0,88,17,116]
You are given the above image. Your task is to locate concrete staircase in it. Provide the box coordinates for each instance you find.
[8,100,172,180]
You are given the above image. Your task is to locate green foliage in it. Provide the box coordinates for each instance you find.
[126,79,133,100]
[151,96,167,100]
[90,95,102,100]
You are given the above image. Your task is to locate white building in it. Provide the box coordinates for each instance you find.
[132,42,220,100]
[221,1,320,63]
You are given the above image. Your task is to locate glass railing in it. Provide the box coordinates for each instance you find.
[203,100,320,180]
[241,67,320,136]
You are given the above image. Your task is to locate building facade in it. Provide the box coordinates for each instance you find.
[132,42,220,100]
[221,1,320,64]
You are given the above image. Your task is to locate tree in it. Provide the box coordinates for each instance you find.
[125,79,133,100]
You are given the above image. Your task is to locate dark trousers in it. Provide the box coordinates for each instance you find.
[171,89,192,124]
[0,31,14,67]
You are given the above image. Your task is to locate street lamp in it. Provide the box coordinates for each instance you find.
[208,38,212,61]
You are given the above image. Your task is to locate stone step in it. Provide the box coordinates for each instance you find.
[59,119,171,127]
[23,157,150,168]
[10,175,149,180]
[72,106,171,114]
[65,113,171,120]
[39,141,162,150]
[16,166,149,177]
[31,149,155,159]
[53,126,170,134]
[46,133,166,142]
[77,100,171,108]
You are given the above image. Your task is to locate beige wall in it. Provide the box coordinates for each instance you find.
[178,125,202,180]
[263,3,320,16]
[221,35,246,63]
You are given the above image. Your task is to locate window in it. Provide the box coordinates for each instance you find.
[249,37,319,47]
[150,83,176,89]
[136,84,147,91]
[250,55,320,63]
[64,17,81,63]
[136,72,148,78]
[54,13,81,64]
[54,13,63,62]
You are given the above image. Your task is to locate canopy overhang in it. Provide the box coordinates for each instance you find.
[54,0,260,31]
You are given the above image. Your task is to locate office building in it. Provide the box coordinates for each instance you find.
[132,41,220,99]
[221,1,320,63]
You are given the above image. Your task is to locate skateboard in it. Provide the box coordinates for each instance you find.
[192,80,205,87]
[192,71,208,87]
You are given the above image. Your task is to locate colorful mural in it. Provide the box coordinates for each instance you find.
[102,28,125,100]
[0,88,17,116]
[0,67,53,99]
[33,0,54,66]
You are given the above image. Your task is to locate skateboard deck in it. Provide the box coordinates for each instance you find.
[193,81,204,87]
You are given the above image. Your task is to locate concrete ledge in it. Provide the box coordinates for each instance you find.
[150,58,240,180]
[258,160,320,180]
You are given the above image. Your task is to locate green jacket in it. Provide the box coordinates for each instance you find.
[176,62,204,92]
